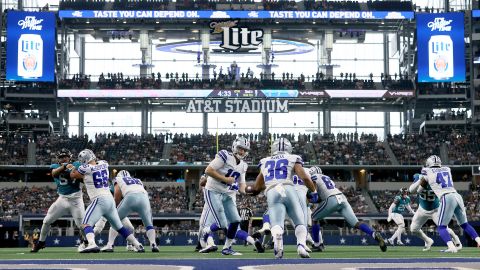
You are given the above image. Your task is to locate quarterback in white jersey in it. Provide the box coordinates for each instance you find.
[200,137,263,255]
[411,155,480,252]
[101,170,159,253]
[251,137,317,259]
[70,149,144,253]
[309,166,387,252]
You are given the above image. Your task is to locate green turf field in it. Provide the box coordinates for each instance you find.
[0,246,478,260]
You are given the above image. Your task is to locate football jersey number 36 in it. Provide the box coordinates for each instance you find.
[265,159,288,181]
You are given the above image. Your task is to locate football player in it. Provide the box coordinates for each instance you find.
[99,170,159,252]
[31,149,87,253]
[70,149,144,253]
[409,173,461,251]
[95,169,136,252]
[409,155,480,253]
[309,166,387,252]
[195,174,216,252]
[387,187,415,246]
[200,137,263,255]
[250,137,317,258]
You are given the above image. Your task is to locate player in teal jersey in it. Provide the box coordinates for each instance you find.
[31,149,87,253]
[387,187,415,246]
[409,173,461,251]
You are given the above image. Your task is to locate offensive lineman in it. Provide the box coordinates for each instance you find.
[31,149,87,253]
[410,155,480,253]
[95,169,137,252]
[250,137,317,259]
[100,170,159,252]
[200,137,263,255]
[308,166,387,252]
[70,149,144,253]
[387,188,415,246]
[408,173,462,251]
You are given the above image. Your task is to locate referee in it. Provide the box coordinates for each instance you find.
[239,204,253,245]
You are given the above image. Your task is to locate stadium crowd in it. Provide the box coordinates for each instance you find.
[0,185,188,218]
[2,131,480,166]
[57,72,413,91]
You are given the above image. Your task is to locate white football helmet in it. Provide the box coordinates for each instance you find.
[309,166,322,176]
[271,137,293,155]
[78,149,96,164]
[425,155,441,167]
[232,136,250,160]
[117,170,130,178]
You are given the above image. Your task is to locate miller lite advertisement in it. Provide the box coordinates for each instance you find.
[416,13,465,83]
[6,11,56,82]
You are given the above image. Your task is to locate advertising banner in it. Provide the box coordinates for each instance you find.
[59,10,414,20]
[6,11,56,82]
[416,13,465,82]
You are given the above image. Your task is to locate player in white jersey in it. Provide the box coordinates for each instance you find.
[408,173,462,251]
[309,166,387,252]
[195,174,217,252]
[292,169,315,252]
[100,170,159,252]
[94,169,137,251]
[70,149,144,253]
[410,155,480,253]
[249,137,318,259]
[200,137,263,255]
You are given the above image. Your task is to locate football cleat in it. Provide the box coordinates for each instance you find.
[254,240,265,253]
[79,244,100,253]
[297,244,310,258]
[195,241,202,252]
[126,243,136,251]
[274,248,284,259]
[77,242,87,253]
[397,241,405,246]
[199,245,218,253]
[311,243,325,252]
[100,245,114,252]
[136,244,145,253]
[30,241,46,253]
[151,244,159,253]
[221,247,242,256]
[374,232,387,252]
[423,238,434,251]
[387,238,394,246]
[441,247,458,253]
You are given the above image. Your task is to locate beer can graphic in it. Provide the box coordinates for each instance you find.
[17,34,43,78]
[428,35,453,80]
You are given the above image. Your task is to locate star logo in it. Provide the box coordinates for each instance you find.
[340,238,346,244]
[76,239,81,245]
[187,238,193,244]
[53,238,60,245]
[361,238,367,244]
[166,238,171,244]
[405,238,411,244]
[98,238,104,245]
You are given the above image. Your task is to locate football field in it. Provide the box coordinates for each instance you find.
[0,246,479,270]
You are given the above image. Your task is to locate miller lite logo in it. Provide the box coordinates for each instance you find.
[427,17,452,32]
[18,16,44,30]
[210,20,263,51]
